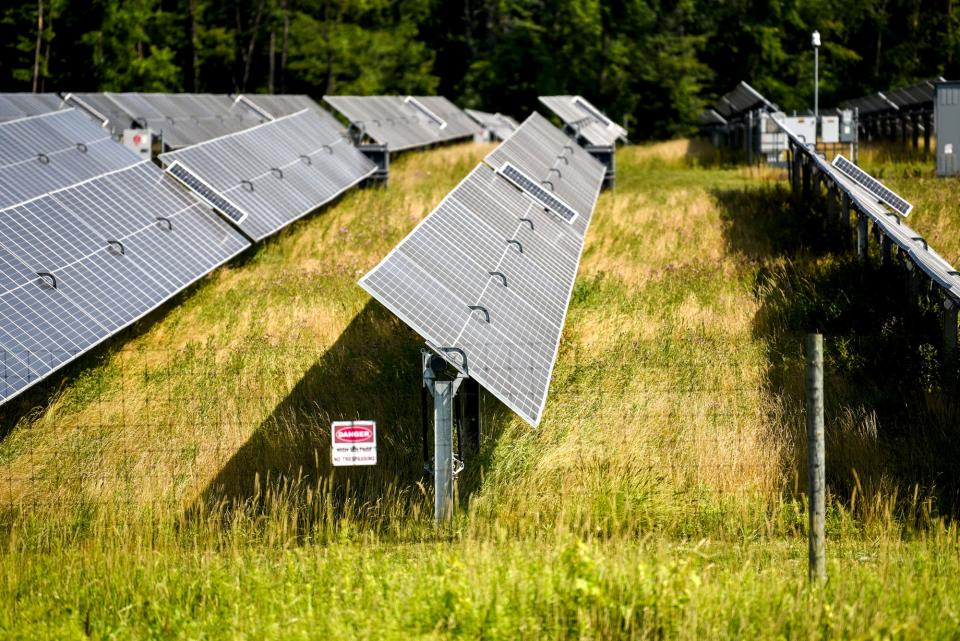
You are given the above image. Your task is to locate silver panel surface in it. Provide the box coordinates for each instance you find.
[159,109,376,240]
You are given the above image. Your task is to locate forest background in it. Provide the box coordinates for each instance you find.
[1,0,957,138]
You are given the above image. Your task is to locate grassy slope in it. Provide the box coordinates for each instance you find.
[1,141,960,639]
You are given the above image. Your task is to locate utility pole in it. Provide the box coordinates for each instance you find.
[812,30,821,119]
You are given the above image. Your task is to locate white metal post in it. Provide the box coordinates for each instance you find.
[423,357,463,524]
[806,333,826,582]
[812,31,821,120]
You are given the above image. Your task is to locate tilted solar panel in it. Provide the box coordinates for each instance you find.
[408,96,481,140]
[234,94,348,136]
[323,95,478,151]
[359,114,602,426]
[360,163,588,426]
[0,109,140,209]
[465,109,519,141]
[159,109,376,240]
[0,161,250,403]
[538,95,627,147]
[0,93,64,122]
[93,93,264,148]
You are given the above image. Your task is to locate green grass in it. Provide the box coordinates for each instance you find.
[1,139,959,639]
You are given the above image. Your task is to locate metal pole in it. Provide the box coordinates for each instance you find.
[432,378,456,522]
[814,46,819,119]
[880,234,892,266]
[944,300,958,355]
[857,214,868,261]
[805,333,826,582]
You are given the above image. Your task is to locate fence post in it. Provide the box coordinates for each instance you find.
[805,333,826,582]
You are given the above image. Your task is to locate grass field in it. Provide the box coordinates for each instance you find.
[1,139,959,639]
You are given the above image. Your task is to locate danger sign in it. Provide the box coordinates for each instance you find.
[331,420,377,466]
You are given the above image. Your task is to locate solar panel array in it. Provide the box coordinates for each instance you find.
[0,160,250,403]
[0,93,64,122]
[323,95,480,151]
[772,113,960,303]
[464,109,519,141]
[841,78,944,116]
[538,95,627,147]
[359,112,605,426]
[698,81,778,132]
[64,93,264,148]
[159,109,376,240]
[0,109,141,209]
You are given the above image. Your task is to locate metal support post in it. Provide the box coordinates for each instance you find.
[901,116,908,145]
[944,299,959,355]
[911,113,920,150]
[805,333,826,583]
[802,157,812,200]
[839,191,849,226]
[923,113,932,155]
[747,110,754,165]
[423,353,464,523]
[880,234,892,266]
[856,214,868,261]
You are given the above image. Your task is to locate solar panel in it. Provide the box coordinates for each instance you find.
[407,96,481,140]
[0,109,141,209]
[464,109,519,141]
[234,94,348,137]
[831,155,913,216]
[0,161,250,404]
[484,112,605,238]
[404,96,447,128]
[0,93,64,122]
[81,93,264,148]
[360,161,591,426]
[159,109,376,240]
[323,95,479,151]
[497,162,578,224]
[359,113,602,426]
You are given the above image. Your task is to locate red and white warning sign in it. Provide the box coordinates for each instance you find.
[331,420,377,466]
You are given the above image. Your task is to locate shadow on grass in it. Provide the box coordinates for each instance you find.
[196,298,508,521]
[714,182,960,513]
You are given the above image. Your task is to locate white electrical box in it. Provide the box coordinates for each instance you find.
[820,116,840,143]
[784,116,817,145]
[122,129,153,159]
[838,109,856,143]
[760,112,787,154]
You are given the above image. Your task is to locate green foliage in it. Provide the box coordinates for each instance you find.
[2,0,959,136]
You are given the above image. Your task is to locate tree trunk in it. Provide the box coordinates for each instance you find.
[281,0,289,92]
[41,9,52,92]
[32,0,44,92]
[241,0,268,92]
[189,0,200,91]
[268,29,276,93]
